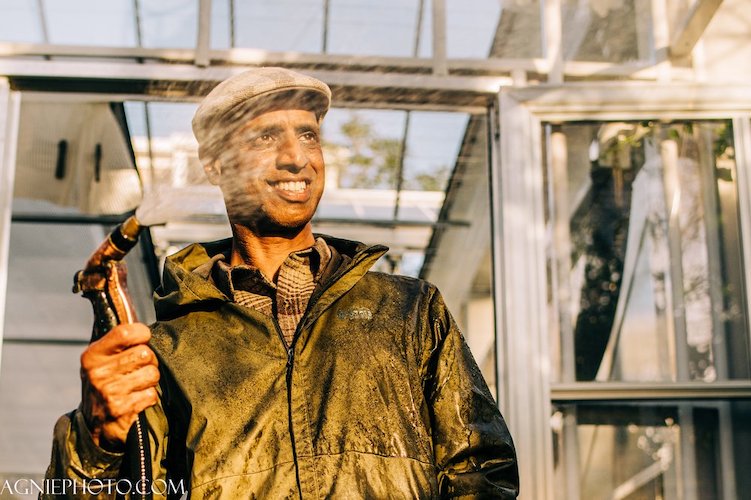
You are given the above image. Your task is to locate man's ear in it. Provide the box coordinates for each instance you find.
[203,159,222,185]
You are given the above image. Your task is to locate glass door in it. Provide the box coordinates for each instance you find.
[495,84,751,500]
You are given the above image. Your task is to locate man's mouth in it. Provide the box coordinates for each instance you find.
[268,179,312,201]
[274,180,308,193]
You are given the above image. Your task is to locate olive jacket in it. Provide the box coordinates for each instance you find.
[45,236,519,499]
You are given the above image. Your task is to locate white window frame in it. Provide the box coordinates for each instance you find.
[0,79,21,374]
[494,82,751,500]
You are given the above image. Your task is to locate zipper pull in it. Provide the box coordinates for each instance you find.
[286,348,294,369]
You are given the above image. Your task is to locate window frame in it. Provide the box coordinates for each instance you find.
[494,82,751,500]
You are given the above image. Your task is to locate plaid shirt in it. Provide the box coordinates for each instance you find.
[211,237,331,347]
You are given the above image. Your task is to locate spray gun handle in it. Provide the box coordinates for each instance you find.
[73,218,153,499]
[73,216,143,341]
[74,260,139,341]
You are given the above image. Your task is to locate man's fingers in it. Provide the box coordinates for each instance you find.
[97,367,159,419]
[112,364,161,394]
[100,388,158,444]
[116,345,158,370]
[130,387,159,414]
[91,323,151,355]
[106,387,159,420]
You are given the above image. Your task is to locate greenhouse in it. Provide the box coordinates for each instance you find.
[0,0,750,498]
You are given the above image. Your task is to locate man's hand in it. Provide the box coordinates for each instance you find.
[80,323,159,448]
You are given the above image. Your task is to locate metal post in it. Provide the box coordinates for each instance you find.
[196,0,213,67]
[661,137,689,381]
[541,0,563,84]
[561,406,581,500]
[732,116,751,374]
[0,80,21,374]
[322,0,330,53]
[431,0,448,76]
[488,101,507,413]
[678,405,699,500]
[498,90,555,500]
[697,126,728,381]
[651,0,672,81]
[548,125,576,382]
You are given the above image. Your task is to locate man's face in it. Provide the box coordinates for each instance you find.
[211,108,325,234]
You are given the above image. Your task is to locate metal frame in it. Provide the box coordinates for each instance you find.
[0,79,21,374]
[497,88,555,500]
[670,0,724,58]
[496,82,751,499]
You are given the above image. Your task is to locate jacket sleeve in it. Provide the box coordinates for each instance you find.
[42,394,170,499]
[422,287,519,499]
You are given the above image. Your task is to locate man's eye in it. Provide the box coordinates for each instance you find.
[251,134,275,146]
[300,132,319,144]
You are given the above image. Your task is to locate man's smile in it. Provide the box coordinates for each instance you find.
[268,179,313,201]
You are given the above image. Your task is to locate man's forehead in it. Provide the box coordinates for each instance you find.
[235,108,320,132]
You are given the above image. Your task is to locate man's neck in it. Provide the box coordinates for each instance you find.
[229,223,316,282]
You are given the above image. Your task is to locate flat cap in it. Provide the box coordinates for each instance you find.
[192,67,331,150]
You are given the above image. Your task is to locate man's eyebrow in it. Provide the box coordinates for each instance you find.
[295,124,319,135]
[245,124,284,136]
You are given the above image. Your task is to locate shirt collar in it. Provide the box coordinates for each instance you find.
[209,237,331,299]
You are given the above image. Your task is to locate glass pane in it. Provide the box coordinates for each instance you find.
[399,111,467,195]
[552,401,751,500]
[4,220,156,342]
[0,0,44,43]
[138,0,197,48]
[44,0,136,47]
[327,0,424,57]
[448,0,542,59]
[420,115,497,394]
[321,108,406,200]
[14,101,141,216]
[210,0,232,49]
[0,343,83,481]
[233,0,325,53]
[546,120,749,382]
[561,0,651,62]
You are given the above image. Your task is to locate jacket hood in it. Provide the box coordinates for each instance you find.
[153,234,388,321]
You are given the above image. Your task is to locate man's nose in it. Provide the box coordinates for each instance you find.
[276,135,307,170]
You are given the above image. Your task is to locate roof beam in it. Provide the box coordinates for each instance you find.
[670,0,723,58]
[0,60,508,110]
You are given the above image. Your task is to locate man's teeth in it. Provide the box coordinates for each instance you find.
[276,181,306,192]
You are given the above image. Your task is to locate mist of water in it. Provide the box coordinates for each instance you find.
[135,186,225,227]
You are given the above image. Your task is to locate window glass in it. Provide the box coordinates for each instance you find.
[44,0,136,47]
[138,0,198,48]
[545,120,749,382]
[0,343,82,481]
[552,401,751,499]
[0,0,45,43]
[447,0,542,58]
[561,0,651,62]
[420,115,497,394]
[231,0,325,53]
[327,0,425,57]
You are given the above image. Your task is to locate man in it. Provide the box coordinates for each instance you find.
[45,67,519,498]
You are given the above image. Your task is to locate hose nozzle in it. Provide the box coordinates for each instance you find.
[83,215,144,270]
[73,215,145,336]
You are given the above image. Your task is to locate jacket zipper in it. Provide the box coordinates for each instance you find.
[268,250,385,500]
[273,320,304,500]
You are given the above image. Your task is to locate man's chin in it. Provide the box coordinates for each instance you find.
[230,213,312,237]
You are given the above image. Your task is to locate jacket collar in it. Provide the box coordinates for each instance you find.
[154,234,388,321]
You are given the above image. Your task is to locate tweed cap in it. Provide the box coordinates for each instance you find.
[192,67,331,151]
